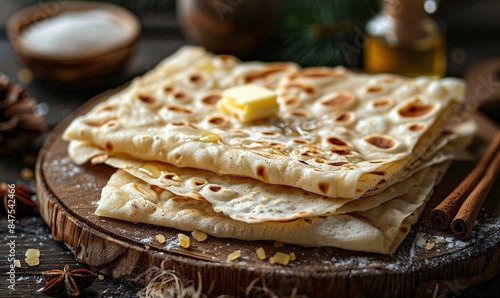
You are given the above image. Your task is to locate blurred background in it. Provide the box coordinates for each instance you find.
[1,0,500,74]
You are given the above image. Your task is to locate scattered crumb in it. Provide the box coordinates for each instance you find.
[289,252,296,262]
[274,241,284,248]
[25,248,40,258]
[191,230,208,242]
[144,245,150,251]
[256,247,266,260]
[155,234,166,244]
[25,257,40,266]
[178,233,190,248]
[227,251,241,262]
[98,274,105,281]
[425,243,434,250]
[271,252,290,265]
[415,234,427,248]
[14,259,21,268]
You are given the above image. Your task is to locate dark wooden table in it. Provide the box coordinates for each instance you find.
[1,4,499,298]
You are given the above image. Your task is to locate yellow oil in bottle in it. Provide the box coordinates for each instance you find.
[364,0,446,78]
[365,34,446,78]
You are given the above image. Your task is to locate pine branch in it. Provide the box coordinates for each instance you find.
[276,0,380,67]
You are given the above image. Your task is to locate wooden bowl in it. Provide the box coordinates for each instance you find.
[7,1,140,90]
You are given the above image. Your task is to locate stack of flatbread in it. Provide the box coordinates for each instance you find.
[63,46,473,254]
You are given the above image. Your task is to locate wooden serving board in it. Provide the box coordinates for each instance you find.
[36,88,500,297]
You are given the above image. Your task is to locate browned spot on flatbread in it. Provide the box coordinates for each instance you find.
[399,98,436,118]
[304,218,312,224]
[290,110,309,118]
[328,161,348,166]
[189,74,204,84]
[164,174,176,180]
[209,185,222,192]
[377,179,387,186]
[366,86,384,93]
[318,182,330,195]
[284,98,299,107]
[327,137,348,146]
[330,149,353,156]
[293,139,307,144]
[369,171,387,176]
[208,116,227,126]
[356,188,363,193]
[409,124,425,131]
[335,112,353,122]
[244,64,289,83]
[260,131,278,136]
[322,92,354,108]
[270,142,285,149]
[314,158,325,163]
[319,216,327,219]
[400,226,409,233]
[290,68,343,79]
[284,84,315,95]
[202,94,222,105]
[164,86,173,93]
[105,142,113,151]
[193,180,206,186]
[99,106,115,112]
[373,98,391,108]
[256,166,269,182]
[301,150,320,157]
[172,196,193,203]
[138,94,156,104]
[168,106,192,114]
[298,160,309,166]
[172,92,189,102]
[365,136,395,149]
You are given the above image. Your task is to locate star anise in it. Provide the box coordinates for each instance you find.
[0,182,37,214]
[41,264,97,297]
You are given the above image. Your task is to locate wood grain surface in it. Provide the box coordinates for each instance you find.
[35,88,500,297]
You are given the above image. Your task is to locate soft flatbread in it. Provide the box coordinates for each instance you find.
[63,46,464,199]
[95,162,447,254]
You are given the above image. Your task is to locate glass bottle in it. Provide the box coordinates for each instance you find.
[364,0,446,77]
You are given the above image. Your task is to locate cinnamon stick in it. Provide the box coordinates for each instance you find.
[450,146,500,239]
[430,130,500,230]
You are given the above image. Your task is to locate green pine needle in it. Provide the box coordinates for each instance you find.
[276,0,380,67]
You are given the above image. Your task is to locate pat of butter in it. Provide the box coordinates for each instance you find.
[218,84,278,123]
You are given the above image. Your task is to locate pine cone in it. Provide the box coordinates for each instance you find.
[0,73,46,154]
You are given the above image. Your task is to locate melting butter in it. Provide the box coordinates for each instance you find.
[218,84,278,123]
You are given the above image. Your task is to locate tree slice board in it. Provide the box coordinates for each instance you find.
[36,87,500,297]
